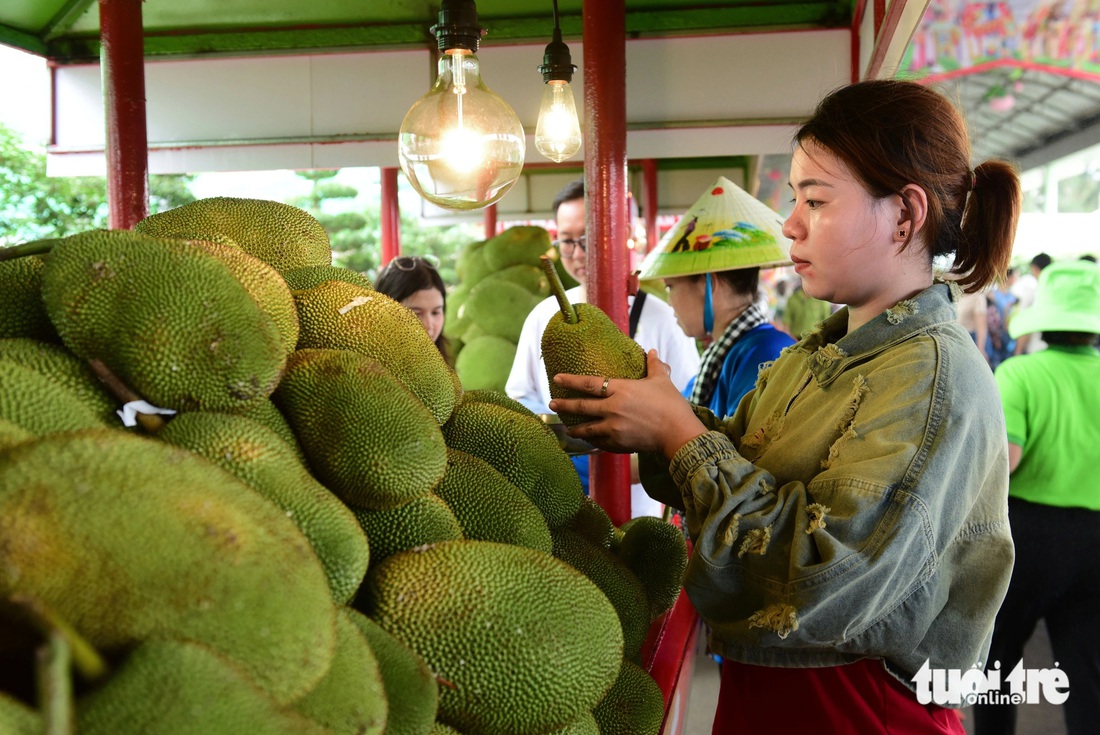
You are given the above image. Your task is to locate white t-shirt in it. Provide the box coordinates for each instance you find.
[505,286,701,517]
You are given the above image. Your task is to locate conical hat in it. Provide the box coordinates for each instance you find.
[637,176,791,280]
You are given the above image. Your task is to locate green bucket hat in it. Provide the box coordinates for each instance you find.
[637,176,791,280]
[1008,260,1100,338]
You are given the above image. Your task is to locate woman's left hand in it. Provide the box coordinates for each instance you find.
[549,350,707,458]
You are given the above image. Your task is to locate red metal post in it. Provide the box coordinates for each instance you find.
[483,203,498,238]
[380,167,401,265]
[642,158,659,255]
[583,0,631,526]
[99,0,149,230]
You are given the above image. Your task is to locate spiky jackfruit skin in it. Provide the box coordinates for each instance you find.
[0,359,114,435]
[135,196,332,273]
[294,280,458,425]
[179,237,300,355]
[274,349,447,510]
[283,265,374,292]
[542,303,647,426]
[0,430,335,705]
[0,692,39,735]
[158,412,370,604]
[435,449,552,555]
[459,390,558,442]
[462,279,540,343]
[0,338,119,425]
[0,255,58,342]
[365,540,623,735]
[551,528,651,663]
[294,608,387,735]
[441,401,583,528]
[592,659,665,735]
[482,226,553,271]
[453,336,516,393]
[234,398,308,465]
[347,610,439,735]
[351,494,463,565]
[566,496,617,549]
[428,723,463,735]
[617,516,688,620]
[0,417,33,451]
[40,229,286,412]
[76,639,330,735]
[548,712,601,734]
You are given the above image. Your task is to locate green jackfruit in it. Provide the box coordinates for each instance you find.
[283,265,374,292]
[0,430,335,705]
[294,608,387,735]
[455,240,491,285]
[0,692,39,735]
[347,610,439,735]
[453,335,516,393]
[441,400,583,528]
[352,494,463,565]
[76,639,329,735]
[548,712,600,735]
[274,348,447,510]
[233,397,308,464]
[539,256,646,425]
[435,449,552,555]
[0,417,33,451]
[592,659,665,735]
[566,496,617,550]
[428,723,463,735]
[294,280,458,424]
[443,282,472,342]
[617,516,688,620]
[40,229,286,412]
[482,226,553,271]
[364,540,623,735]
[158,411,371,604]
[0,358,113,435]
[462,279,540,343]
[0,255,57,342]
[488,263,551,298]
[0,338,119,426]
[459,389,543,424]
[135,196,332,273]
[552,528,651,663]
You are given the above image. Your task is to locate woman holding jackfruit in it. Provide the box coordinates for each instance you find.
[549,79,1019,733]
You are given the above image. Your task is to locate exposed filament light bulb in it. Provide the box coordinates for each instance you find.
[536,79,582,162]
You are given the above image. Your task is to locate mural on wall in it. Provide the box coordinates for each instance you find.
[905,0,1100,77]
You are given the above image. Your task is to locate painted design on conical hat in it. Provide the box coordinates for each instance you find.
[637,176,791,280]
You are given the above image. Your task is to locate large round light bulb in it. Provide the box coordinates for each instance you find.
[399,50,526,211]
[535,79,581,162]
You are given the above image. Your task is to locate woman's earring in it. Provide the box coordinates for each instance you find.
[898,229,906,238]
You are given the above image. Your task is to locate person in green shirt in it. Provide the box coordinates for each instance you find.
[782,276,833,338]
[975,260,1100,735]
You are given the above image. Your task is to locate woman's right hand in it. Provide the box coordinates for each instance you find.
[549,350,707,458]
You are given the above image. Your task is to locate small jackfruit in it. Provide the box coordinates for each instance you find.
[283,265,374,292]
[538,256,646,426]
[0,430,335,705]
[435,448,552,554]
[364,540,623,735]
[351,494,464,565]
[453,335,517,393]
[40,229,286,412]
[482,226,554,271]
[0,255,58,342]
[441,400,583,528]
[347,610,439,735]
[157,411,371,603]
[592,659,665,735]
[274,348,447,510]
[293,608,388,735]
[294,280,458,424]
[76,639,330,735]
[617,516,688,620]
[135,196,332,273]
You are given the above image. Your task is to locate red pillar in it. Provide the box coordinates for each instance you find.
[583,0,631,526]
[99,0,149,230]
[642,158,659,255]
[483,203,498,238]
[380,167,401,265]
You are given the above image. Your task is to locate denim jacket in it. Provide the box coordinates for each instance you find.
[640,282,1014,692]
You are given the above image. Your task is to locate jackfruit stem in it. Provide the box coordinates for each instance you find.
[36,630,75,735]
[12,593,109,683]
[0,238,60,262]
[540,255,578,324]
[88,359,167,433]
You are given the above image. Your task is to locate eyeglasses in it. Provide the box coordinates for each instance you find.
[553,235,586,256]
[390,254,441,271]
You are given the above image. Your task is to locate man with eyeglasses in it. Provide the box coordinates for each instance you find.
[505,179,700,517]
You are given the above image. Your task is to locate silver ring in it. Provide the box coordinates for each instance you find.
[600,377,611,396]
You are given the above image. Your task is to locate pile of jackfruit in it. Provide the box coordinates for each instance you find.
[0,197,687,735]
[446,226,577,392]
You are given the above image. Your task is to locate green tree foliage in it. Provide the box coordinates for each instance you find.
[0,122,195,247]
[290,169,479,286]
